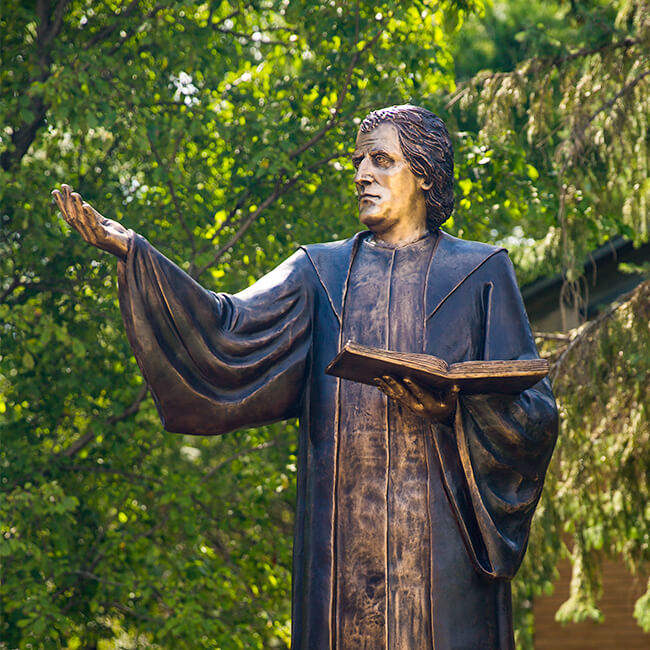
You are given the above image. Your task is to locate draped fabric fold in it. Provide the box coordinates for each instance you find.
[117,234,312,436]
[449,385,557,579]
[430,251,558,580]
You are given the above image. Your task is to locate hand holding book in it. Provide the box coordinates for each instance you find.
[374,375,460,423]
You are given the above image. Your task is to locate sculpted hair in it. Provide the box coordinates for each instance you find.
[360,105,454,231]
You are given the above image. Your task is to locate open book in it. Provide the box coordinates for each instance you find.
[326,341,549,395]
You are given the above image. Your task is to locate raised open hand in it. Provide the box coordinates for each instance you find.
[52,184,131,260]
[374,375,460,423]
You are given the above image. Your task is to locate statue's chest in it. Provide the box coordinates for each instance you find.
[342,238,429,352]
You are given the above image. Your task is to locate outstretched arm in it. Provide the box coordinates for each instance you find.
[52,184,131,260]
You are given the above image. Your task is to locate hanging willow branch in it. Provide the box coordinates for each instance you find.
[531,279,650,628]
[451,1,649,301]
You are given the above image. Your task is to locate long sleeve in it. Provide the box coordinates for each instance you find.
[117,235,312,436]
[434,251,558,580]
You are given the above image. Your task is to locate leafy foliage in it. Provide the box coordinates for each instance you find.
[1,1,483,647]
[513,280,650,646]
[448,0,649,289]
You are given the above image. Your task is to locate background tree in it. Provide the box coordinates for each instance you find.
[449,0,648,287]
[1,1,483,647]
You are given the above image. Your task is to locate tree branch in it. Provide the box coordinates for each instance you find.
[1,1,70,171]
[41,0,70,47]
[72,570,175,615]
[200,438,280,483]
[196,188,253,257]
[288,15,381,160]
[73,570,128,588]
[534,332,571,341]
[195,151,345,278]
[0,277,22,304]
[100,601,159,622]
[194,177,296,279]
[59,384,149,458]
[446,37,641,109]
[192,9,378,271]
[550,281,645,382]
[0,98,48,173]
[212,27,295,47]
[82,0,141,51]
[66,463,163,485]
[584,68,650,129]
[1,0,155,172]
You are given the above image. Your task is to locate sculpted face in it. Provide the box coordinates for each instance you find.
[352,122,429,244]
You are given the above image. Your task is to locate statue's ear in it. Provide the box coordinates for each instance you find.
[420,178,433,191]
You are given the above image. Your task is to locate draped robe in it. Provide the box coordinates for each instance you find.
[117,229,558,649]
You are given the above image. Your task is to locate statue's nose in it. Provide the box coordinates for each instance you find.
[354,157,373,187]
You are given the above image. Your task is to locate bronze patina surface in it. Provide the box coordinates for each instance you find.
[53,105,558,649]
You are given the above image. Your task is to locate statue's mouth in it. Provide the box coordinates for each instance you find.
[359,193,379,202]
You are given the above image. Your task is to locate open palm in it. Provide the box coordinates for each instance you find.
[52,184,131,260]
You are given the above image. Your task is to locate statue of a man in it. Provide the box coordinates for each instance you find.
[53,105,558,649]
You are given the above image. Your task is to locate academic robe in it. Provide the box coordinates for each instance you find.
[117,229,558,650]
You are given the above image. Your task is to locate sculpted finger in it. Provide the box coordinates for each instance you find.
[402,396,426,413]
[54,189,86,237]
[60,184,72,211]
[63,186,85,229]
[374,378,398,400]
[403,377,430,402]
[61,184,76,215]
[71,192,94,240]
[71,191,85,216]
[382,375,408,397]
[402,378,433,412]
[404,378,440,411]
[375,378,412,407]
[382,376,424,411]
[52,190,70,221]
[67,190,81,222]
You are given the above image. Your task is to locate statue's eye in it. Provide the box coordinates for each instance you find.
[373,153,392,166]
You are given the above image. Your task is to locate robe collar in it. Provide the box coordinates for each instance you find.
[301,230,505,326]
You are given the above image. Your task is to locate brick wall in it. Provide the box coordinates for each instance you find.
[534,558,648,649]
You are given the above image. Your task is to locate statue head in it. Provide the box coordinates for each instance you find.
[358,105,454,232]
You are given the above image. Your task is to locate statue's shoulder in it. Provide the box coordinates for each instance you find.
[299,232,364,267]
[297,234,365,316]
[436,230,507,271]
[298,230,507,276]
[301,232,362,255]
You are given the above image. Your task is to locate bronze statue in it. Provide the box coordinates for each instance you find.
[53,105,558,650]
